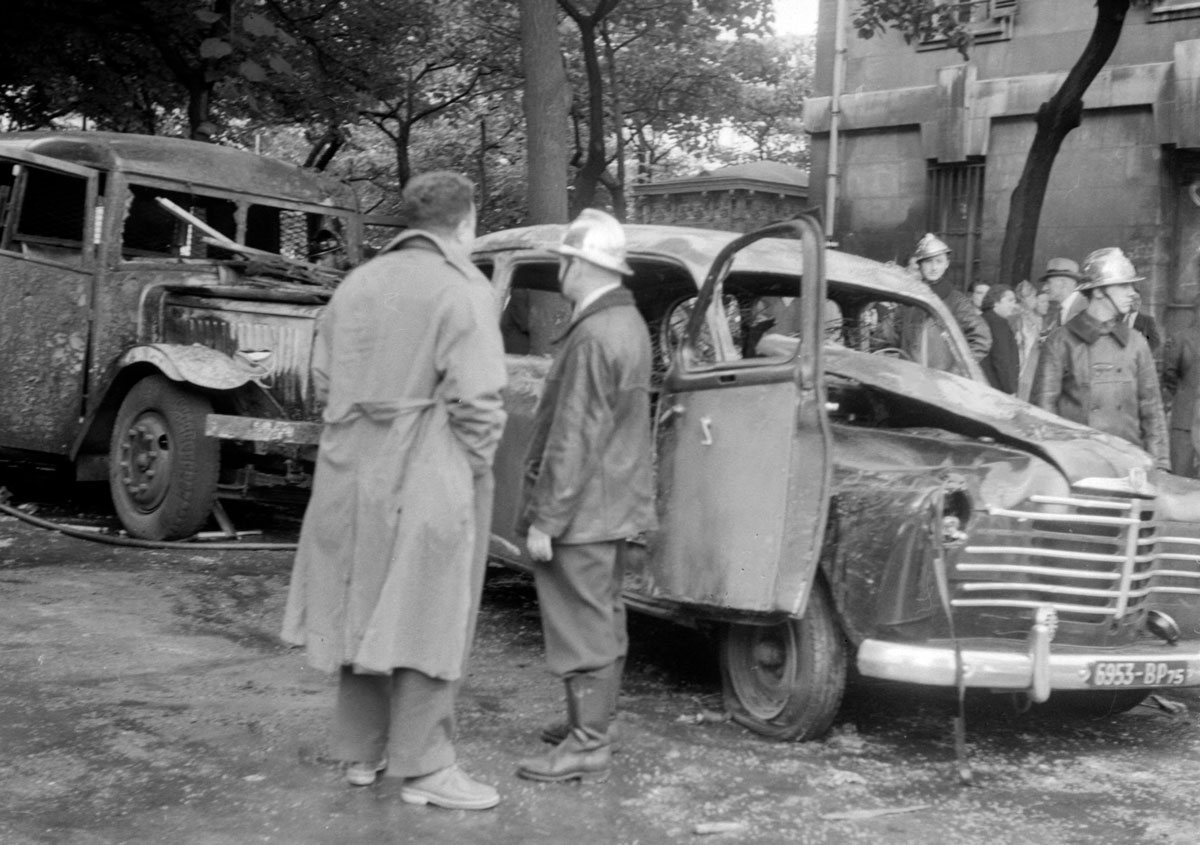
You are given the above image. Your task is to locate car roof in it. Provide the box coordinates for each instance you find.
[473,223,936,303]
[0,131,357,210]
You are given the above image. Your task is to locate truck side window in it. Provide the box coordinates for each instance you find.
[122,185,237,259]
[9,166,88,261]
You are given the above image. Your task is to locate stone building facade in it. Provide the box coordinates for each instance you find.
[805,0,1200,335]
[632,161,809,233]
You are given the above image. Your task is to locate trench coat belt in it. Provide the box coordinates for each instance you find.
[322,398,437,425]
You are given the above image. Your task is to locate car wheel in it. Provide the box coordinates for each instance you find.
[109,375,219,540]
[1039,689,1148,717]
[719,581,847,741]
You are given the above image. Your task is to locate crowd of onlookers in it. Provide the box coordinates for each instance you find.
[963,253,1199,477]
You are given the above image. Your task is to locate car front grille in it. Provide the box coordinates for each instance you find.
[955,492,1200,624]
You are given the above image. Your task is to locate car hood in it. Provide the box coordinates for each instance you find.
[823,346,1154,484]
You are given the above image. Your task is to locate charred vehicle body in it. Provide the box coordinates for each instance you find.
[0,131,393,539]
[474,214,1200,741]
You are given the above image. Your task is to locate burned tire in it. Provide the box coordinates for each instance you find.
[109,375,219,540]
[719,581,847,741]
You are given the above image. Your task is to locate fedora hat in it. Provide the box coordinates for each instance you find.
[1038,257,1082,283]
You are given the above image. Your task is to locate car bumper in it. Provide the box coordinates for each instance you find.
[857,637,1200,692]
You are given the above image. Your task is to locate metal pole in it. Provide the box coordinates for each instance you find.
[824,0,848,243]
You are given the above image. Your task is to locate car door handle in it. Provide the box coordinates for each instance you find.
[700,416,714,446]
[658,403,685,425]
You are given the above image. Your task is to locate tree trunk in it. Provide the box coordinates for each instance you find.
[520,0,570,224]
[571,15,607,213]
[560,0,621,215]
[997,0,1131,288]
[602,25,627,221]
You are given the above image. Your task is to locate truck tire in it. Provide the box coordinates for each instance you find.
[719,581,847,741]
[109,375,219,540]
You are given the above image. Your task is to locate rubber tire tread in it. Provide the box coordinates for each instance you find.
[108,375,218,541]
[719,580,848,741]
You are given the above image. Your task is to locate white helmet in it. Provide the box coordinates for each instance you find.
[554,208,633,275]
[1079,247,1144,290]
[912,232,951,262]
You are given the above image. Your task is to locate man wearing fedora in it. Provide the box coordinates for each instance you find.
[1039,256,1086,327]
[1032,247,1169,468]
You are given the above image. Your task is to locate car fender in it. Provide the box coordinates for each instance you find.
[117,344,270,391]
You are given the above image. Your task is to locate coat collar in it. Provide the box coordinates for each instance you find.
[1065,309,1132,346]
[377,229,479,282]
[556,286,636,342]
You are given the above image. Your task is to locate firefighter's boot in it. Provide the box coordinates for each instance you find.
[518,675,612,783]
[539,656,623,748]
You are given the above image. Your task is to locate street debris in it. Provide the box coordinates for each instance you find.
[692,821,748,835]
[820,804,931,822]
[677,708,730,725]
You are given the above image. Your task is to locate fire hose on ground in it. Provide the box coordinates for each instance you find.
[0,487,298,551]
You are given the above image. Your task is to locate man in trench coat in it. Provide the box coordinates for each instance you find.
[281,172,507,810]
[516,209,656,784]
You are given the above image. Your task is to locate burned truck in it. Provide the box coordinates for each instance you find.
[0,131,389,539]
[474,214,1200,740]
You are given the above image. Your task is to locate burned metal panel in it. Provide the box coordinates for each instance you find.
[157,294,323,419]
[86,266,223,411]
[821,423,1058,644]
[0,254,91,454]
[823,346,1153,482]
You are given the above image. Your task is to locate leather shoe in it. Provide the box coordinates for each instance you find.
[345,757,387,786]
[517,737,611,783]
[400,764,500,810]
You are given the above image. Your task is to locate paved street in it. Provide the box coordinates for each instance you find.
[2,493,1200,844]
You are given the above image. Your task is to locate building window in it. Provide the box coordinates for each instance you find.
[918,0,1016,49]
[927,160,985,290]
[1150,1,1200,22]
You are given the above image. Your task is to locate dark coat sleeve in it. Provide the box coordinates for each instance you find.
[524,332,615,537]
[1031,327,1069,414]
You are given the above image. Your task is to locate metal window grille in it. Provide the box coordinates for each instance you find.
[918,0,1016,47]
[926,161,985,291]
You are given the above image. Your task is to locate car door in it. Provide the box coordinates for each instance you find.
[648,215,833,617]
[0,150,99,456]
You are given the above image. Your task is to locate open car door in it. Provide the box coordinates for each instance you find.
[648,214,833,618]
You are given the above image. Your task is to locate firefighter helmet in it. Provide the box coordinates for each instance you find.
[553,208,633,275]
[1079,247,1144,290]
[912,233,951,263]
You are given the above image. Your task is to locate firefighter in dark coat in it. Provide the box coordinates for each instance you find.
[517,209,657,784]
[911,233,992,361]
[1032,247,1169,467]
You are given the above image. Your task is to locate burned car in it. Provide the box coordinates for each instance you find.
[0,131,394,539]
[475,214,1200,740]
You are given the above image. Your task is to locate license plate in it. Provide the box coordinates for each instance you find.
[1087,660,1188,687]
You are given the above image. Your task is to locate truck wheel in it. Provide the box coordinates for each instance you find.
[109,375,219,540]
[719,581,847,741]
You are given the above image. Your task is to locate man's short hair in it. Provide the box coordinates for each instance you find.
[401,172,476,234]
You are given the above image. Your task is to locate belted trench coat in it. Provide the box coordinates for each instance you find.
[281,231,506,679]
[1032,310,1169,467]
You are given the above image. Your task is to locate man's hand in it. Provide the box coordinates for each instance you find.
[526,526,553,562]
